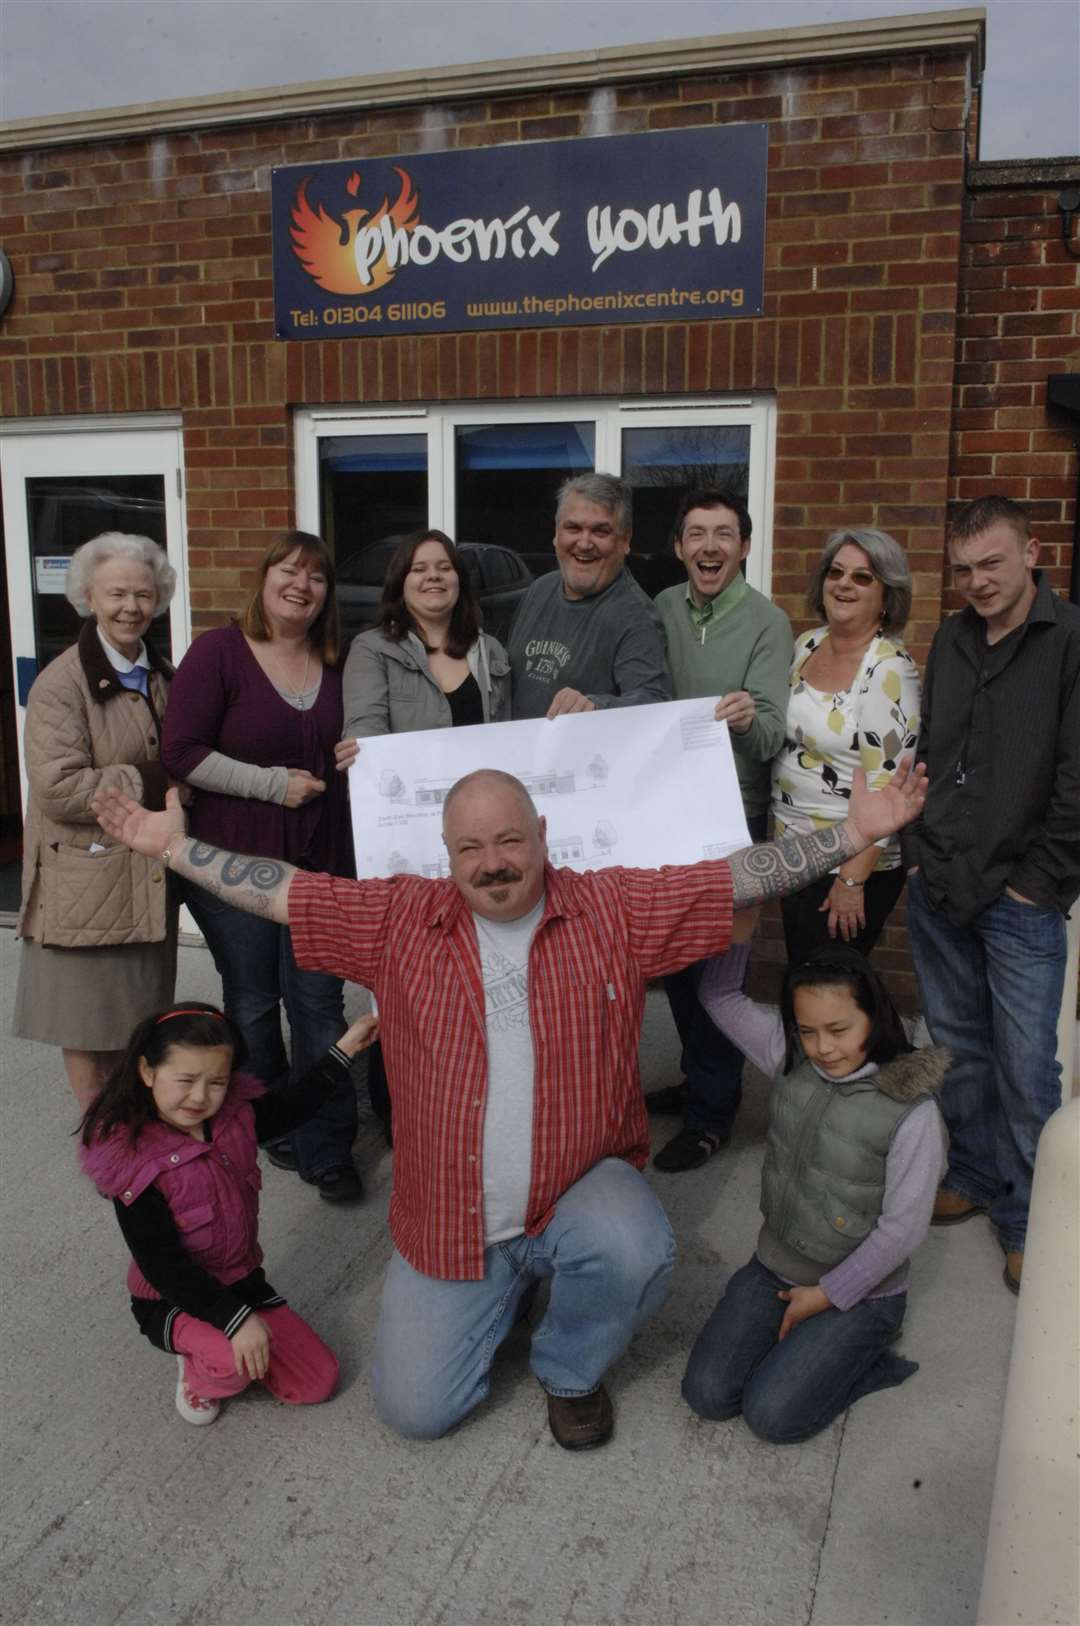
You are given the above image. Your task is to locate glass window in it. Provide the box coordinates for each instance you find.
[621,424,752,598]
[455,421,594,579]
[26,474,169,669]
[319,433,427,563]
[299,400,774,604]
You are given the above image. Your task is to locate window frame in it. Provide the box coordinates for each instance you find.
[294,395,777,592]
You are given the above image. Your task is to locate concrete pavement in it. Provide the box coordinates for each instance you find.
[0,927,1016,1626]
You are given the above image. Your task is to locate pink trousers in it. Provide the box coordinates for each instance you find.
[172,1305,339,1404]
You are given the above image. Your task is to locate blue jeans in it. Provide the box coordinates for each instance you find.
[371,1158,676,1439]
[682,1255,914,1443]
[907,873,1066,1250]
[183,881,357,1180]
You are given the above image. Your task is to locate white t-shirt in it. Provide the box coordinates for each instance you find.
[474,897,544,1244]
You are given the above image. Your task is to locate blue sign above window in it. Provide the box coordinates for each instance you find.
[271,124,767,341]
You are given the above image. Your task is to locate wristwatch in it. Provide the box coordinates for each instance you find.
[837,875,864,889]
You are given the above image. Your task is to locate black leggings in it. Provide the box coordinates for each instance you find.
[780,865,906,965]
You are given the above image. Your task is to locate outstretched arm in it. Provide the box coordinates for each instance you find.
[727,761,927,909]
[92,786,296,924]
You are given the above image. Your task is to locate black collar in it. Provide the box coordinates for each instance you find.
[78,617,173,704]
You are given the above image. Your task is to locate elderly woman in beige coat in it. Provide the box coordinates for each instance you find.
[13,532,178,1106]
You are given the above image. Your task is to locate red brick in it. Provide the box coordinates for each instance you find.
[818,264,885,289]
[520,115,581,141]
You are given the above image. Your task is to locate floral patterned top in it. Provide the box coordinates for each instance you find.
[771,628,921,871]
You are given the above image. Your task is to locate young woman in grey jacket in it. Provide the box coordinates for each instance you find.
[340,529,510,739]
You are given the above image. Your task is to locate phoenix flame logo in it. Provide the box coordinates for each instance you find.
[289,168,420,295]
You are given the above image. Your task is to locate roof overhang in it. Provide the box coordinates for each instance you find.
[0,7,985,155]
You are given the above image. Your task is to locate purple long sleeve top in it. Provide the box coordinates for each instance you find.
[699,944,947,1309]
[162,624,353,876]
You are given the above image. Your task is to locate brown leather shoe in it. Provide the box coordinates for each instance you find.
[545,1384,614,1451]
[931,1188,989,1226]
[1003,1250,1023,1295]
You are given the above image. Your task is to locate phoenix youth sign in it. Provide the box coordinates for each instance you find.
[271,124,766,340]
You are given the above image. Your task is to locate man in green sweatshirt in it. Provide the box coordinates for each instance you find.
[649,488,793,1171]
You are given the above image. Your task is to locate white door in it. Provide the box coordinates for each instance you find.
[0,420,189,805]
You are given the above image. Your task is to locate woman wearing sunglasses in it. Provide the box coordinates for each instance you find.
[771,529,920,962]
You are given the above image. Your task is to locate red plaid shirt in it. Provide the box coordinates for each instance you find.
[290,860,733,1280]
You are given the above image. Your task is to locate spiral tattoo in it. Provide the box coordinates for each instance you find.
[220,855,288,891]
[189,842,222,869]
[728,825,857,908]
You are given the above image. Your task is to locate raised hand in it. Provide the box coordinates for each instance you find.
[93,784,186,858]
[729,760,928,911]
[845,760,928,848]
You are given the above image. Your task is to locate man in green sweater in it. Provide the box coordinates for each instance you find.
[649,488,793,1171]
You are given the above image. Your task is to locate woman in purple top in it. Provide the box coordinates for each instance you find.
[682,942,948,1443]
[162,532,361,1202]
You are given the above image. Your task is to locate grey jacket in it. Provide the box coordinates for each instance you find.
[342,629,511,738]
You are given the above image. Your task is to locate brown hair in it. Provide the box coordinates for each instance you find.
[240,530,341,665]
[376,529,481,659]
[948,495,1032,547]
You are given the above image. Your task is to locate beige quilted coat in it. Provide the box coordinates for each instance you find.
[18,619,174,947]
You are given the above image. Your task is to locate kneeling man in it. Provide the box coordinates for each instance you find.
[95,761,925,1450]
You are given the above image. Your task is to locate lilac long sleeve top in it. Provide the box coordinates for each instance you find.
[162,624,353,876]
[699,944,947,1309]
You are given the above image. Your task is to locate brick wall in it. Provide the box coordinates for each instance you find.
[1,47,974,648]
[0,45,988,1005]
[948,156,1080,604]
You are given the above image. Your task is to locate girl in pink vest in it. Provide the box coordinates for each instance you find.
[80,1001,378,1425]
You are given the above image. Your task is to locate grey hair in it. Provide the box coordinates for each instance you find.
[807,528,912,635]
[442,770,539,834]
[555,473,632,536]
[66,532,177,618]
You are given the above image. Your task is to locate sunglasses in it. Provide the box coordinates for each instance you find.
[825,564,878,588]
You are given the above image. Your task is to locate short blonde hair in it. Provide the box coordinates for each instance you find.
[66,533,176,618]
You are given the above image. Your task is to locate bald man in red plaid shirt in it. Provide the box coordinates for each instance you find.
[96,760,926,1451]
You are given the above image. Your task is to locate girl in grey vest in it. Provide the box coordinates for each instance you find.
[682,945,948,1444]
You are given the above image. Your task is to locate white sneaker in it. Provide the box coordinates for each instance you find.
[175,1355,221,1426]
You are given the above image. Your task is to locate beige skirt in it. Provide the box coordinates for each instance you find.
[12,932,179,1052]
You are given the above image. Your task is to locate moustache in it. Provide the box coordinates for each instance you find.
[476,868,522,887]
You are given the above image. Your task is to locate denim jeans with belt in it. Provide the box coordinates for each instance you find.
[682,1255,914,1443]
[371,1158,676,1439]
[183,881,357,1179]
[906,872,1066,1251]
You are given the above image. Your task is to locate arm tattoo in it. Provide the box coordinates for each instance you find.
[221,854,290,890]
[728,824,859,909]
[172,838,295,923]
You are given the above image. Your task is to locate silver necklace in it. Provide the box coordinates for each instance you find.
[269,645,313,709]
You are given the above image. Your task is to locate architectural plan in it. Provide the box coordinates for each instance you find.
[347,698,750,880]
